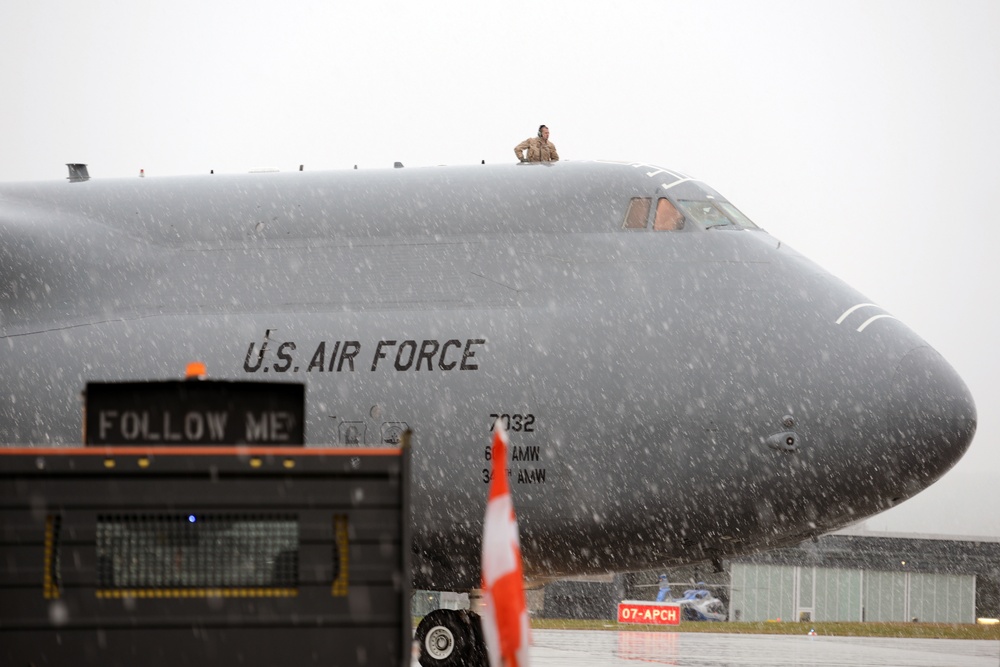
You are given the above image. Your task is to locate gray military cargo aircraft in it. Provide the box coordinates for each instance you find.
[0,160,977,664]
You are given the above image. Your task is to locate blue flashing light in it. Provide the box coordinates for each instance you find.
[188,514,197,523]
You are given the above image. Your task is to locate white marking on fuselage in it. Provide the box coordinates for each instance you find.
[626,161,690,180]
[857,314,899,332]
[592,159,695,188]
[836,303,899,332]
[660,179,693,191]
[646,168,686,180]
[835,303,880,325]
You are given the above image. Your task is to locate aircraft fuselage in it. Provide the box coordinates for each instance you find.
[0,161,976,590]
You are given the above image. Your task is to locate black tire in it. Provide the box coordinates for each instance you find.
[467,610,488,667]
[416,609,475,667]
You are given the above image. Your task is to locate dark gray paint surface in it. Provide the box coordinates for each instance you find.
[0,160,977,590]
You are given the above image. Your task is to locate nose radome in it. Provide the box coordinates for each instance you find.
[886,346,977,488]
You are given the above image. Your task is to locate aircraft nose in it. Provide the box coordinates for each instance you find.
[884,347,977,491]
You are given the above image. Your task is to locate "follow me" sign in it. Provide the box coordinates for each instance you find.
[84,380,304,446]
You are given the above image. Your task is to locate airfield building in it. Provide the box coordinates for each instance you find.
[538,530,1000,624]
[726,530,1000,624]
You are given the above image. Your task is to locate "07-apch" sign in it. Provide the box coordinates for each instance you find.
[617,600,681,625]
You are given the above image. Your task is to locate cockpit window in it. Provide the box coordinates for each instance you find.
[675,200,761,230]
[623,197,651,229]
[653,198,684,231]
[716,202,760,230]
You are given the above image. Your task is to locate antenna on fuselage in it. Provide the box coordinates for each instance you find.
[66,164,90,183]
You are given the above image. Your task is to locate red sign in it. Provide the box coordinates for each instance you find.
[617,600,681,625]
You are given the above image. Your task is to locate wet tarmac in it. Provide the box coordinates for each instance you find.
[413,630,1000,666]
[528,629,1000,666]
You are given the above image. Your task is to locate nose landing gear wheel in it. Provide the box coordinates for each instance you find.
[415,608,486,666]
[426,624,455,660]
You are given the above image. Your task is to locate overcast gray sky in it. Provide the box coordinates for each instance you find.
[2,1,998,537]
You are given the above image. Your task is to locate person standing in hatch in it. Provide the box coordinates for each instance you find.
[514,125,559,162]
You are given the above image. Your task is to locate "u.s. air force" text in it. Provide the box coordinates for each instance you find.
[243,336,486,373]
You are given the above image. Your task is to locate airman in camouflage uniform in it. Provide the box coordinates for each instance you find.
[514,125,559,162]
